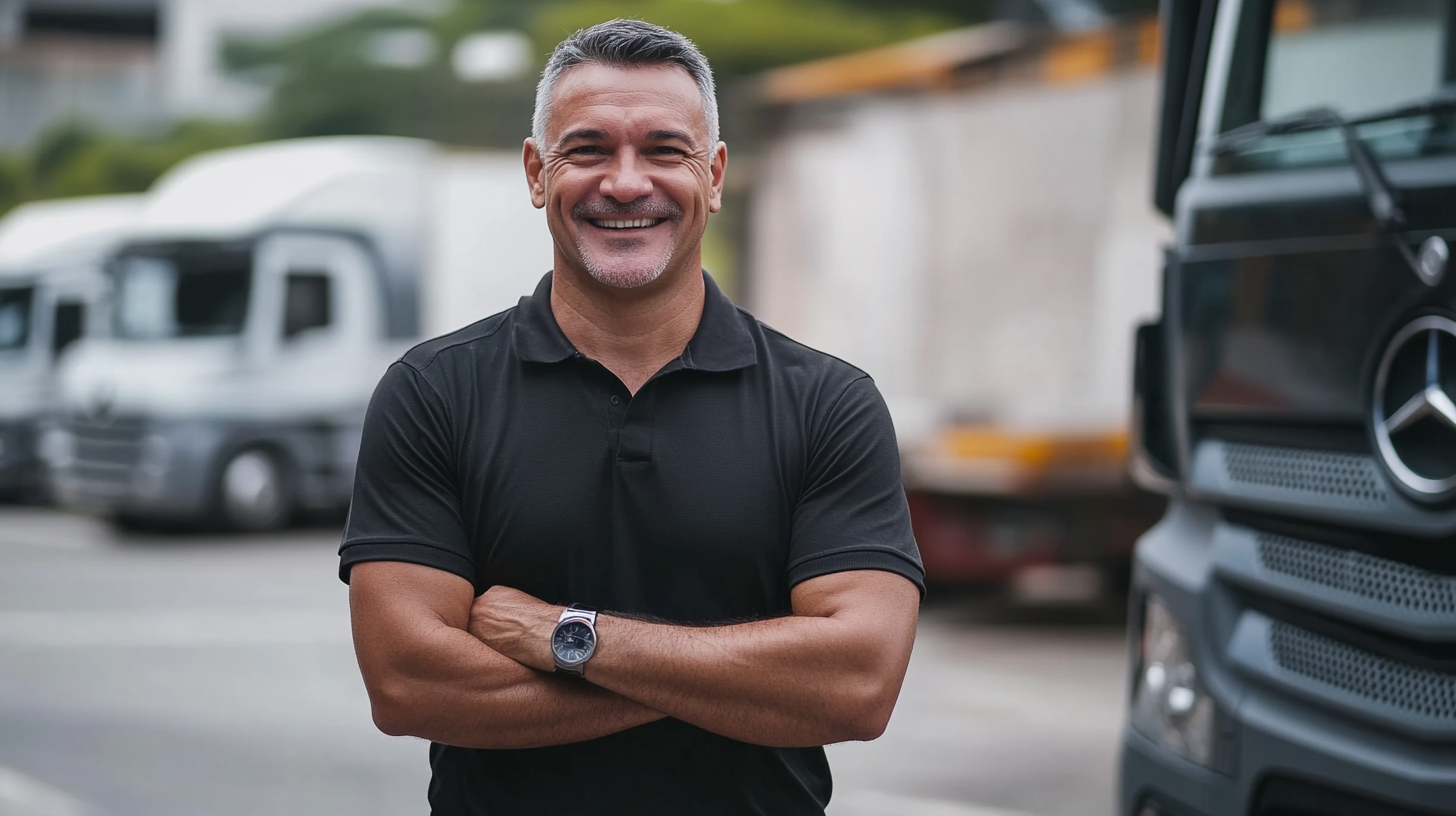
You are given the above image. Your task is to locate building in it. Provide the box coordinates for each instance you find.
[0,0,430,147]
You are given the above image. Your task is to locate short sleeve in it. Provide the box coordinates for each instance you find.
[338,361,473,585]
[786,376,925,596]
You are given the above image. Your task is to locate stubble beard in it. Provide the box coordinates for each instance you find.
[571,198,682,290]
[575,234,676,290]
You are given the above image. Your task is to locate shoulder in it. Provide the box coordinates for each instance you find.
[744,307,871,392]
[737,307,884,431]
[397,307,517,378]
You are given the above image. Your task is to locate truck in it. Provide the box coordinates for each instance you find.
[49,136,553,531]
[0,194,142,502]
[1122,0,1456,814]
[747,18,1169,594]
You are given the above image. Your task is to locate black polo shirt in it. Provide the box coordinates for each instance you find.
[339,271,923,816]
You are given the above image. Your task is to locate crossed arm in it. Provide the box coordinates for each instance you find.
[348,561,920,750]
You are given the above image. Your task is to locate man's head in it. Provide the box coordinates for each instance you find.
[525,20,726,292]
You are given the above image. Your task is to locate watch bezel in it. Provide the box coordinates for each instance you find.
[551,618,597,667]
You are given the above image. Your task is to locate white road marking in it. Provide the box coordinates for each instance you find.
[831,789,1036,816]
[0,610,350,647]
[0,765,97,816]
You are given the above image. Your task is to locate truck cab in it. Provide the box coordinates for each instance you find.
[1124,1,1456,814]
[50,138,431,530]
[0,195,141,501]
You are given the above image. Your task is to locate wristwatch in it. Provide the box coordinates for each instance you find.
[551,604,599,677]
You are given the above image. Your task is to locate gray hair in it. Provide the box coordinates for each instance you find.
[532,19,720,151]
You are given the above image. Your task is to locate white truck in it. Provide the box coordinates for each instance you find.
[748,19,1170,592]
[49,136,554,530]
[0,194,143,502]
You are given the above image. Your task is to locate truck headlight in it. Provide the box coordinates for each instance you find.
[1130,594,1219,768]
[138,434,172,474]
[38,429,74,467]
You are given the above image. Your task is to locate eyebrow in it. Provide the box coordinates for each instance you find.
[557,128,609,146]
[554,128,699,149]
[646,129,695,146]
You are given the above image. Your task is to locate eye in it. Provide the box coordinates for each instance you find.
[566,145,604,156]
[650,146,687,156]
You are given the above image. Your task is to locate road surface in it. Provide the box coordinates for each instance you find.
[0,507,1129,816]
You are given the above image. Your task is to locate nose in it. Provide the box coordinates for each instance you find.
[598,148,653,203]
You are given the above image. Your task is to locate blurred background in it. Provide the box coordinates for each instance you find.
[1,1,1168,815]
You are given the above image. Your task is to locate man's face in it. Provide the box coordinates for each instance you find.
[525,63,726,291]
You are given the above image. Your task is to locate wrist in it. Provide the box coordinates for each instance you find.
[550,605,599,678]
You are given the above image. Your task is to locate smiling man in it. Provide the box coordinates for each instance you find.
[340,19,924,816]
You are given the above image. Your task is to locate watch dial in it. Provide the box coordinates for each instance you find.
[552,620,595,664]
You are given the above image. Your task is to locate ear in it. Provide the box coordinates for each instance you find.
[707,142,728,214]
[523,138,546,209]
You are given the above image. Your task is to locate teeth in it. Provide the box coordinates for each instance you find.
[593,218,658,229]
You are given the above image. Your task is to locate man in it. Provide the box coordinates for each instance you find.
[341,19,923,816]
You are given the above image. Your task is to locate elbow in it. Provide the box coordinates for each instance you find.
[367,679,422,738]
[838,678,899,743]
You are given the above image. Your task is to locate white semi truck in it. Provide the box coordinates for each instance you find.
[749,18,1170,591]
[0,194,143,501]
[49,136,553,530]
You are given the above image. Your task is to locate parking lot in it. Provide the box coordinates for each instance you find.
[0,507,1131,816]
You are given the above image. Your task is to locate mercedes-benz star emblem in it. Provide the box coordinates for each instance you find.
[1372,315,1456,502]
[89,383,116,423]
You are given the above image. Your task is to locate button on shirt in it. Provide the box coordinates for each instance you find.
[340,271,923,816]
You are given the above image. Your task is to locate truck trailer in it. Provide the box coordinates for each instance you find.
[0,194,142,501]
[50,136,553,530]
[1123,0,1456,813]
[749,19,1170,592]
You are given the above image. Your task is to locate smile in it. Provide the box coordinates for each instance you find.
[588,218,666,230]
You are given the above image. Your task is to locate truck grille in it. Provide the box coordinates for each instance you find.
[1269,620,1456,722]
[1224,443,1388,505]
[1218,520,1456,738]
[1257,533,1456,615]
[68,417,145,474]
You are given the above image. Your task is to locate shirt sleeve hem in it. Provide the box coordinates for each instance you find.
[786,547,926,598]
[338,540,475,586]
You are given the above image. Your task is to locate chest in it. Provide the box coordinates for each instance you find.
[454,364,803,620]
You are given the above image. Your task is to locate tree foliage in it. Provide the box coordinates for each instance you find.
[0,120,255,217]
[531,0,958,78]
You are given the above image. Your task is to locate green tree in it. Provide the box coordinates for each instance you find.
[0,119,256,217]
[531,0,957,78]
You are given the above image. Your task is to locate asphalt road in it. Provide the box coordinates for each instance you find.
[0,507,1130,816]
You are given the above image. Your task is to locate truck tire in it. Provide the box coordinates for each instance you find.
[218,448,291,532]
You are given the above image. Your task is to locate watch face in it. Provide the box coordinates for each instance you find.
[552,620,596,665]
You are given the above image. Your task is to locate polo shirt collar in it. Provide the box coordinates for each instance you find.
[513,271,757,372]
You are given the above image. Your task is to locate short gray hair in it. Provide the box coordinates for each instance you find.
[532,19,720,150]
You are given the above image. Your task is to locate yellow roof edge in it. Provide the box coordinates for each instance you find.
[759,21,1029,105]
[759,15,1161,105]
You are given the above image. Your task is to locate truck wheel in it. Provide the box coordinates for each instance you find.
[219,449,291,532]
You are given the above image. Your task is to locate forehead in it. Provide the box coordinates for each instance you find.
[547,63,707,141]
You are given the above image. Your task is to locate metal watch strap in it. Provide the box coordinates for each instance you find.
[559,605,598,625]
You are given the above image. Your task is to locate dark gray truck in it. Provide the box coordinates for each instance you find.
[1123,1,1456,814]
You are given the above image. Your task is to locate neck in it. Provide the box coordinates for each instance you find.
[550,260,705,394]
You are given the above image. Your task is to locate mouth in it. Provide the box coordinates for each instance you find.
[586,217,668,231]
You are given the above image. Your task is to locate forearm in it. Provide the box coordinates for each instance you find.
[584,614,893,747]
[364,619,662,749]
[471,572,919,748]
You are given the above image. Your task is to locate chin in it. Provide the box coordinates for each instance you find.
[580,250,674,290]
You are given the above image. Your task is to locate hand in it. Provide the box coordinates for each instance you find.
[469,586,560,672]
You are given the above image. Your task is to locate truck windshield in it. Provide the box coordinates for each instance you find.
[1215,0,1455,173]
[0,285,34,353]
[114,248,252,340]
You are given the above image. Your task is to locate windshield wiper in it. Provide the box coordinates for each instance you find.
[1209,98,1456,283]
[1212,106,1406,231]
